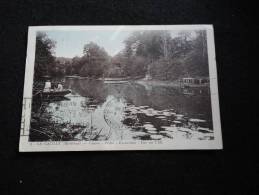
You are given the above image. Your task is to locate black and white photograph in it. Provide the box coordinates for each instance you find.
[19,25,222,151]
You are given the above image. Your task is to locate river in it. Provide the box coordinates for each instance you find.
[30,78,214,141]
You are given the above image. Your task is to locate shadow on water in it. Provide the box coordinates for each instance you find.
[29,78,214,141]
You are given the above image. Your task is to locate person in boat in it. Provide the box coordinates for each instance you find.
[43,80,51,92]
[56,82,63,91]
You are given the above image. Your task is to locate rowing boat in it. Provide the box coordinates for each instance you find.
[41,89,71,97]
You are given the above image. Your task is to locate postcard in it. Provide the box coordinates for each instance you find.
[19,25,222,151]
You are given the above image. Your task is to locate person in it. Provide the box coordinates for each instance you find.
[43,80,51,92]
[57,82,63,91]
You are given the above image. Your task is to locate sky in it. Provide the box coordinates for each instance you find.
[44,30,196,58]
[45,30,131,58]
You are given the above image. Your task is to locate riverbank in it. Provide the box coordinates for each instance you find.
[134,79,209,88]
[40,76,210,88]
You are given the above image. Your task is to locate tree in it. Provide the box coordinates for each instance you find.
[80,42,110,77]
[120,31,172,78]
[113,30,210,80]
[107,53,126,77]
[184,30,209,77]
[69,56,82,75]
[123,31,171,60]
[34,32,56,78]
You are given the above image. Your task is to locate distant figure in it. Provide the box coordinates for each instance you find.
[57,83,63,91]
[43,80,51,92]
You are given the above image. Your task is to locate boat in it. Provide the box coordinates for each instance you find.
[103,77,130,84]
[104,80,129,84]
[78,76,89,79]
[41,89,72,97]
[197,127,213,133]
[189,118,206,123]
[65,75,80,79]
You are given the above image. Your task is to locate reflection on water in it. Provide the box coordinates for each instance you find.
[30,78,214,141]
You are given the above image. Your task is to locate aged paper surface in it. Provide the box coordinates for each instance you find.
[19,25,222,151]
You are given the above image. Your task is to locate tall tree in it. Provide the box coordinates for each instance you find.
[80,42,110,77]
[34,32,56,78]
[184,30,209,77]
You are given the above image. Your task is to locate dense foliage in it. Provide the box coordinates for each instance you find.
[35,30,209,80]
[34,32,56,78]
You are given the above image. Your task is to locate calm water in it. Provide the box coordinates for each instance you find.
[30,78,214,141]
